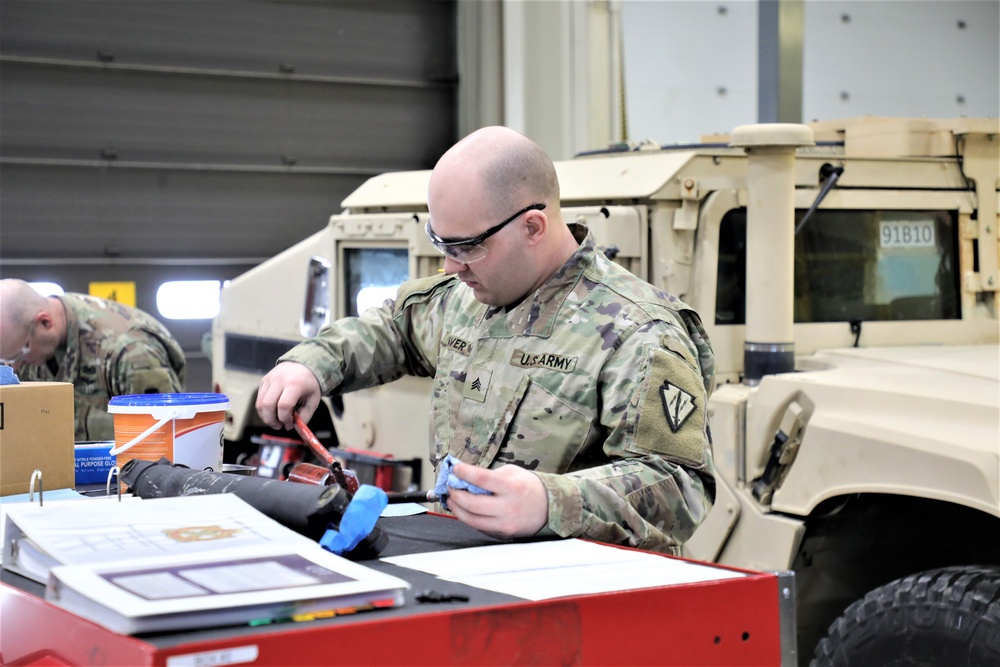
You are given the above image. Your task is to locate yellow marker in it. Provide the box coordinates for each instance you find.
[89,281,136,307]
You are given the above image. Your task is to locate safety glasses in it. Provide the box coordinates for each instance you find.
[425,203,545,264]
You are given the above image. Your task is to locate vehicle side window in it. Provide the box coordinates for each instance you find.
[343,247,409,317]
[716,208,960,325]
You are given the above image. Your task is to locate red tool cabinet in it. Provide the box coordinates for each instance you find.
[1,515,795,666]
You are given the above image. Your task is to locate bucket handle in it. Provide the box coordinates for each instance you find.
[108,412,178,456]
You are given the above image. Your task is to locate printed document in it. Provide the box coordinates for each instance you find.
[382,539,746,601]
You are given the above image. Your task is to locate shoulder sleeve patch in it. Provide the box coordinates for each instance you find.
[127,368,183,395]
[630,346,707,468]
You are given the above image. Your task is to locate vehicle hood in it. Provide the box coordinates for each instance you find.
[793,344,998,414]
[764,344,999,516]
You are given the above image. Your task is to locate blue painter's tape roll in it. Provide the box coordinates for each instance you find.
[319,485,388,556]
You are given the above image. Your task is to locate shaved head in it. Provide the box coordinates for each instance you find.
[425,126,578,307]
[0,279,46,332]
[0,279,62,365]
[429,126,560,221]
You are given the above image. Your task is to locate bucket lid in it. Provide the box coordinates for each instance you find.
[109,392,230,409]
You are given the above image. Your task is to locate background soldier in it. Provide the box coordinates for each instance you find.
[0,278,186,440]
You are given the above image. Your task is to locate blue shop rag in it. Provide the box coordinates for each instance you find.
[434,454,492,510]
[319,484,387,556]
[0,366,20,385]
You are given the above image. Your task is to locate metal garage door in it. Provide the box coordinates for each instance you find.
[0,0,458,391]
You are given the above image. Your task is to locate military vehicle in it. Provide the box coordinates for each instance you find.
[212,116,999,664]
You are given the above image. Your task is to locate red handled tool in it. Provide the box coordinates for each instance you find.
[291,413,358,493]
[293,413,337,466]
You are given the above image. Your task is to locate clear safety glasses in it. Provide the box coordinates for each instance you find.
[425,203,546,264]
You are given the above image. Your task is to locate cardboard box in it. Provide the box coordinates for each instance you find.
[0,382,75,496]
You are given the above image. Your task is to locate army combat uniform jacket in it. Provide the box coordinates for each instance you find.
[283,227,716,553]
[19,293,186,440]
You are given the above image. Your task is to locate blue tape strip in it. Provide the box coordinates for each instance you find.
[319,484,388,555]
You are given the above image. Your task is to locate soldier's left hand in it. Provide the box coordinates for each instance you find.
[446,462,548,538]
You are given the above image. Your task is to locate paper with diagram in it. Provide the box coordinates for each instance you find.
[2,493,318,584]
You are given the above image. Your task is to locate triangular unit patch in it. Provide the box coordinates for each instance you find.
[660,381,696,433]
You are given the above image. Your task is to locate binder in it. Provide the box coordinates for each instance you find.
[2,489,408,634]
[46,543,408,635]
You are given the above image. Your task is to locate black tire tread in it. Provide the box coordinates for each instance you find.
[810,565,1000,667]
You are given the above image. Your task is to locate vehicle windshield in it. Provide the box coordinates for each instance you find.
[343,247,409,317]
[716,208,960,325]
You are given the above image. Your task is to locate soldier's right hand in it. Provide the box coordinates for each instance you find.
[256,361,322,431]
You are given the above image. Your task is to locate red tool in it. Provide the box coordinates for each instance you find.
[293,413,337,467]
[292,413,358,493]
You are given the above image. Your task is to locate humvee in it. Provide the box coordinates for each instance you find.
[212,116,999,664]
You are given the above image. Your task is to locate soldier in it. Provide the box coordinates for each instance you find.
[256,126,716,553]
[0,279,186,440]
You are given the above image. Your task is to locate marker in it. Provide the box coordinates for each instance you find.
[385,489,439,504]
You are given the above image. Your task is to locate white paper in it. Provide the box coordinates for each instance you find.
[382,538,746,601]
[380,502,428,518]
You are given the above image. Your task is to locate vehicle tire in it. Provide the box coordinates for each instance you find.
[810,565,1000,667]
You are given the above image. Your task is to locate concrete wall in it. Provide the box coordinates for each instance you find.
[622,0,999,146]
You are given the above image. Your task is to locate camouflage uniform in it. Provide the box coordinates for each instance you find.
[283,226,716,553]
[18,294,186,440]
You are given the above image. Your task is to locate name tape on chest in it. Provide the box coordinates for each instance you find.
[510,349,578,373]
[445,335,472,357]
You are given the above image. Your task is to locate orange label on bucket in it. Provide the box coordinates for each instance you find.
[113,410,225,473]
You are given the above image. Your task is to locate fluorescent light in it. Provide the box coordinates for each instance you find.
[157,281,221,320]
[29,282,65,296]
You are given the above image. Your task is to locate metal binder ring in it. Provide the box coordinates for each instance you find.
[106,465,122,500]
[29,469,43,506]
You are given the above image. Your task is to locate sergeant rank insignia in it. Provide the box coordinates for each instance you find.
[660,381,696,433]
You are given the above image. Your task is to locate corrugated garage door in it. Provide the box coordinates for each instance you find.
[0,0,457,391]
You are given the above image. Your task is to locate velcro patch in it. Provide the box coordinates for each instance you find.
[463,367,492,403]
[510,349,578,373]
[632,347,706,468]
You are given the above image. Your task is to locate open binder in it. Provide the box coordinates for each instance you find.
[46,543,408,635]
[2,476,408,634]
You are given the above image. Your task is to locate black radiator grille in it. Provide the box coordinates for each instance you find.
[224,334,299,375]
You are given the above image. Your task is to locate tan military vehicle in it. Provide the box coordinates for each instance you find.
[212,116,999,664]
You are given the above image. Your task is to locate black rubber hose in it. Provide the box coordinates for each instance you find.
[119,457,354,544]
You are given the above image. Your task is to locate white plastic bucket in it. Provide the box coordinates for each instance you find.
[108,393,230,473]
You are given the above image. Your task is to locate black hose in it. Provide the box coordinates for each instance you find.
[119,458,384,556]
